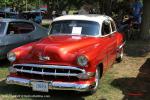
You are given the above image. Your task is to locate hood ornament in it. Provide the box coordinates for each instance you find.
[39,53,51,61]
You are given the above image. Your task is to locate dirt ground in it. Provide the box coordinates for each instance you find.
[0,40,150,100]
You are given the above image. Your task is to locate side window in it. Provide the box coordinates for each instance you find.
[7,22,34,35]
[51,23,61,34]
[101,21,111,35]
[110,20,116,32]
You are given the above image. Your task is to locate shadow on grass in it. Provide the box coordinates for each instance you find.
[0,79,92,100]
[125,40,150,57]
[111,58,150,100]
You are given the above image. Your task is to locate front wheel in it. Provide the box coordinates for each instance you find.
[87,67,100,94]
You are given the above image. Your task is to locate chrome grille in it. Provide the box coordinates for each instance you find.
[13,64,85,78]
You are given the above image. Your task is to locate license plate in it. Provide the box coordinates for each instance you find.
[32,82,49,92]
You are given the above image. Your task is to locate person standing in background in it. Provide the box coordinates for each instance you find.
[78,1,92,14]
[132,0,143,24]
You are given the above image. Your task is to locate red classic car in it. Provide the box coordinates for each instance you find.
[6,15,125,94]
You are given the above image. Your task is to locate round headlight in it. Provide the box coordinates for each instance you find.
[7,52,16,62]
[77,55,88,66]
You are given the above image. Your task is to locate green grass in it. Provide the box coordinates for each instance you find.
[0,67,8,79]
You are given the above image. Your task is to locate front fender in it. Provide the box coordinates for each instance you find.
[78,44,107,72]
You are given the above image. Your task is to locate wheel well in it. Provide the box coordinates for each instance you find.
[97,63,103,78]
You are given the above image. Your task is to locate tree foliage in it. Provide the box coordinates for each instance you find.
[0,0,40,11]
[1,0,149,39]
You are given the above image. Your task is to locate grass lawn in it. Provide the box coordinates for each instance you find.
[0,60,9,79]
[0,40,150,100]
[0,67,8,79]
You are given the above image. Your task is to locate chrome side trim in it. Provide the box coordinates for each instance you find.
[6,77,90,92]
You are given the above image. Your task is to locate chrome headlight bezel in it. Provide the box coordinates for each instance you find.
[77,55,88,67]
[7,52,16,62]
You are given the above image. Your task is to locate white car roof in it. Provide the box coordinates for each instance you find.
[53,14,112,24]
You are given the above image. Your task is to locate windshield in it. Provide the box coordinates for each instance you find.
[0,22,6,35]
[49,20,100,36]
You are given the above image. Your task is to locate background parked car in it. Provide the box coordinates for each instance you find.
[0,19,48,59]
[0,11,18,19]
[22,11,44,24]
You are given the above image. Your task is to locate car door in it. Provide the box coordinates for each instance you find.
[3,21,34,53]
[109,19,118,63]
[101,20,117,67]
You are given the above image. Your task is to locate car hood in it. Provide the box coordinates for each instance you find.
[21,35,100,64]
[32,35,99,52]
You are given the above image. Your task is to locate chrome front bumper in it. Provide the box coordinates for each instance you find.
[6,77,91,92]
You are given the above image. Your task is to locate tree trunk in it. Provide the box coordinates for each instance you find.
[103,0,112,15]
[141,0,150,40]
[46,0,53,19]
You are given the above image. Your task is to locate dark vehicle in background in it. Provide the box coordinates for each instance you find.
[0,11,18,18]
[22,11,44,24]
[0,19,48,59]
